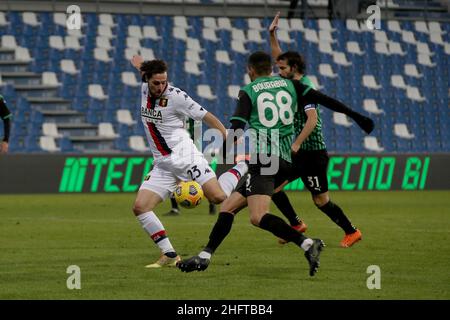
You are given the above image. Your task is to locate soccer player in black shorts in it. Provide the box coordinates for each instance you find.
[269,12,373,247]
[177,51,373,276]
[0,94,12,154]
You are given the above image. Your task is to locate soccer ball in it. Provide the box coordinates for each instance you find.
[174,181,204,209]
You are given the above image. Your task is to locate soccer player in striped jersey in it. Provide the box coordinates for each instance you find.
[130,56,247,268]
[269,12,371,247]
[0,94,11,153]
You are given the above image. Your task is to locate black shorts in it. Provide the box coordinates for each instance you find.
[236,157,292,197]
[289,149,329,195]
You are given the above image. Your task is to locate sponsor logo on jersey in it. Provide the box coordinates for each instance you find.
[141,107,163,123]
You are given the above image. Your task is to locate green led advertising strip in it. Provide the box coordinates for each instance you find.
[58,156,431,193]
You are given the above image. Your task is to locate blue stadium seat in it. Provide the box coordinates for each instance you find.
[59,137,75,152]
[1,11,448,153]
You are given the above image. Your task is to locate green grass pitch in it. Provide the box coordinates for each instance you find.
[0,191,449,299]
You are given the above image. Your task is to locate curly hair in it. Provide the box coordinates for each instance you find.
[140,59,168,81]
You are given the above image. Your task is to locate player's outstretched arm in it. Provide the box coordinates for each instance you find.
[269,11,283,61]
[202,112,227,142]
[306,89,374,134]
[293,81,375,134]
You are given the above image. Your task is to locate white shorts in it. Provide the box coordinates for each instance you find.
[139,142,216,200]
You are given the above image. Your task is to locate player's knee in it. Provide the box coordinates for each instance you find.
[132,201,148,216]
[249,215,261,226]
[208,192,227,205]
[219,197,239,214]
[313,193,329,207]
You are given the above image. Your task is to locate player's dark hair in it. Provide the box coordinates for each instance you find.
[140,59,168,82]
[247,51,272,75]
[276,51,306,74]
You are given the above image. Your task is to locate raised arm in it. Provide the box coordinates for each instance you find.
[131,55,145,79]
[269,12,283,61]
[131,55,143,70]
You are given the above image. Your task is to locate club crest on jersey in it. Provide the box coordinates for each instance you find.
[159,97,168,107]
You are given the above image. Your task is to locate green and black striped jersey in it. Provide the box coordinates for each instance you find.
[294,76,326,151]
[232,76,298,162]
[231,75,356,162]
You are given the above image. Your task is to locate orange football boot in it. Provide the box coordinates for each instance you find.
[340,229,362,248]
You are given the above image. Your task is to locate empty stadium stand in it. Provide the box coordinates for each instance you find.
[0,9,448,154]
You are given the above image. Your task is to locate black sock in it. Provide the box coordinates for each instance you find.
[170,196,179,210]
[209,202,216,214]
[204,212,234,253]
[259,213,307,247]
[272,191,301,226]
[319,201,356,234]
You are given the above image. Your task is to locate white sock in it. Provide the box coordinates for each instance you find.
[137,211,175,255]
[301,238,313,251]
[199,251,212,260]
[218,161,248,197]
